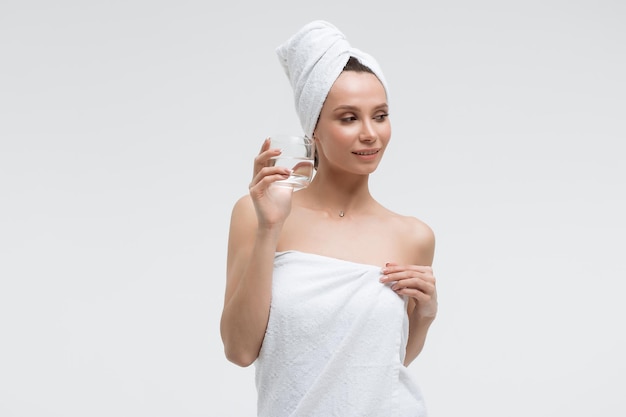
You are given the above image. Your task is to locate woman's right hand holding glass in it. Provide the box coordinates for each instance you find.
[248,138,293,227]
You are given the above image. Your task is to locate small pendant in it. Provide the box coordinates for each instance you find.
[339,210,345,217]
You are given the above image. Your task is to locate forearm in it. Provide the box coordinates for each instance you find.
[220,226,281,367]
[403,311,435,366]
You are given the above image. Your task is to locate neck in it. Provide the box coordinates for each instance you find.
[299,170,374,217]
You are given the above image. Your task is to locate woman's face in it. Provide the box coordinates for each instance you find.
[314,70,390,175]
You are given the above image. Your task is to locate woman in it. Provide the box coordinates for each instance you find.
[220,20,437,417]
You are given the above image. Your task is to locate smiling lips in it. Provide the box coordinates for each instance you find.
[352,148,380,156]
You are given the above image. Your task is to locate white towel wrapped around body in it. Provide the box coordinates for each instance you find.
[275,20,390,139]
[255,251,427,417]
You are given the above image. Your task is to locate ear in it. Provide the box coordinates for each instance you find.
[311,132,320,169]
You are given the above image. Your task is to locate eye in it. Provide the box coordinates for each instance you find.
[340,115,358,123]
[374,113,389,121]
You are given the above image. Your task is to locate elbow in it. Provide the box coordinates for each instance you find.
[220,312,262,367]
[223,345,258,368]
[221,328,259,367]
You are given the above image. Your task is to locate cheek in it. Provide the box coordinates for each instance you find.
[324,122,354,138]
[315,135,347,164]
[380,121,392,137]
[315,125,349,149]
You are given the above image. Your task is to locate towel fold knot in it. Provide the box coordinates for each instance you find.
[276,20,389,139]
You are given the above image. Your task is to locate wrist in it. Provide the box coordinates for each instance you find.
[254,224,283,247]
[410,308,436,326]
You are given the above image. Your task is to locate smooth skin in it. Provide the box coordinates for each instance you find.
[220,70,437,367]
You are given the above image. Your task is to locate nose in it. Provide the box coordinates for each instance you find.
[359,119,377,142]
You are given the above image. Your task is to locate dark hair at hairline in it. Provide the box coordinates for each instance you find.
[312,56,374,168]
[343,56,375,74]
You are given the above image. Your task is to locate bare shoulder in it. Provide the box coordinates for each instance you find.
[231,193,253,215]
[400,214,435,248]
[227,194,257,253]
[381,207,436,266]
[230,193,259,228]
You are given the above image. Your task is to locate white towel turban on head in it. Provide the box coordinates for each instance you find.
[276,20,389,139]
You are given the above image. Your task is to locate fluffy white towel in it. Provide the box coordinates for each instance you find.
[255,251,427,417]
[275,20,390,139]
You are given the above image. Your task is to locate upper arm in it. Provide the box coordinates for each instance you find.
[405,217,436,314]
[224,194,257,305]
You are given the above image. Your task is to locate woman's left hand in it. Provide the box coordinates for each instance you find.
[380,263,438,319]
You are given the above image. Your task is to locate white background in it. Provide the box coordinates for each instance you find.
[1,0,625,416]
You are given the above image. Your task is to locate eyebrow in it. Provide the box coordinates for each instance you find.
[332,103,389,112]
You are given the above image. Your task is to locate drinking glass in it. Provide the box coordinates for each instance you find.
[268,134,315,191]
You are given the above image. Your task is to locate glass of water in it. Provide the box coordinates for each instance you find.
[268,134,315,191]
